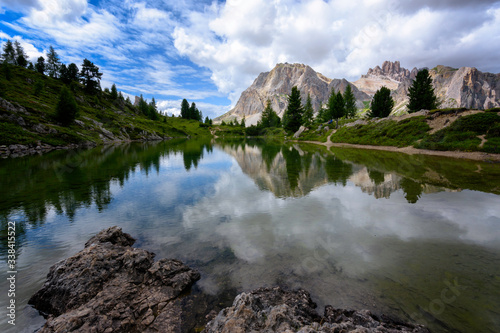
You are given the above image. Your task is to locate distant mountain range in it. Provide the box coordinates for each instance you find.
[218,61,500,125]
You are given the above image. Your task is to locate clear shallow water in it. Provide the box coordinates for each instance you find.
[1,139,500,332]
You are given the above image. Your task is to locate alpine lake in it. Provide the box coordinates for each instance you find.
[1,138,500,333]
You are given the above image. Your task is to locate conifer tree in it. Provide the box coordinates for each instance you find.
[282,86,303,132]
[261,99,280,128]
[302,94,314,128]
[343,84,357,119]
[110,83,118,100]
[1,40,15,64]
[55,85,79,125]
[407,68,438,112]
[46,46,61,78]
[35,56,46,74]
[67,63,79,82]
[369,86,394,118]
[180,99,190,119]
[328,89,345,128]
[79,58,102,94]
[14,40,28,67]
[240,117,246,127]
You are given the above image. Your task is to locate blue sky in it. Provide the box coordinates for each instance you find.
[1,0,499,118]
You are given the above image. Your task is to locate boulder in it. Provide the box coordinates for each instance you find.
[203,286,429,333]
[29,226,200,333]
[293,125,308,138]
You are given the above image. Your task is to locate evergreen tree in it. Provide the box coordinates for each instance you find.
[59,64,70,84]
[2,61,12,80]
[79,58,103,94]
[14,40,28,67]
[302,93,314,128]
[27,62,35,71]
[369,86,394,118]
[240,117,246,127]
[180,99,190,119]
[138,94,149,116]
[407,68,438,112]
[149,98,159,120]
[282,86,303,132]
[35,56,46,74]
[328,89,345,128]
[260,99,281,128]
[67,63,79,82]
[46,46,61,78]
[316,106,329,123]
[55,85,79,125]
[110,83,118,100]
[204,116,210,124]
[343,84,357,119]
[1,40,15,64]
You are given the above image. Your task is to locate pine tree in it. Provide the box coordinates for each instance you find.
[55,85,79,125]
[328,89,345,128]
[79,58,103,94]
[260,99,280,128]
[46,46,61,78]
[240,117,246,127]
[369,86,394,118]
[1,40,15,64]
[180,99,190,119]
[67,63,79,82]
[14,41,28,67]
[343,84,357,119]
[35,56,45,74]
[282,86,303,132]
[110,84,118,100]
[59,64,70,84]
[302,94,314,128]
[204,116,210,124]
[407,68,438,112]
[148,98,159,120]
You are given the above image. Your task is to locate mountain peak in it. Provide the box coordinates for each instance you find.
[362,60,415,82]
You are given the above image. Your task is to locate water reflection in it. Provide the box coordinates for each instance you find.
[1,139,500,333]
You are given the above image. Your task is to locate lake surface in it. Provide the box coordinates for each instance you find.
[1,139,500,332]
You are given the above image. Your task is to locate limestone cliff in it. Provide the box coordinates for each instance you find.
[218,63,370,125]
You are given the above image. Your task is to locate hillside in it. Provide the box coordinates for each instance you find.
[0,65,210,157]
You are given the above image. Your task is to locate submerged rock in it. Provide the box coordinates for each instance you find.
[29,226,200,332]
[203,286,429,333]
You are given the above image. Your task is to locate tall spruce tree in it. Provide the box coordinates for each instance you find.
[46,46,61,78]
[260,99,281,128]
[1,40,15,64]
[343,84,357,119]
[110,83,118,100]
[302,94,314,128]
[328,89,345,128]
[14,40,28,67]
[55,85,79,125]
[35,56,46,74]
[369,86,394,118]
[282,86,303,132]
[180,99,190,119]
[79,58,103,94]
[407,68,438,112]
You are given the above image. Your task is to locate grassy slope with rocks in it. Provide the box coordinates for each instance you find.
[0,65,211,149]
[297,109,500,154]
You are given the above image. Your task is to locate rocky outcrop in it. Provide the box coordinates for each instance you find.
[218,63,370,125]
[29,226,201,333]
[203,286,429,333]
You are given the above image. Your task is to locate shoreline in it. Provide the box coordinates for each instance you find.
[298,139,500,162]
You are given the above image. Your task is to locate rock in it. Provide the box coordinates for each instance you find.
[0,96,28,114]
[32,123,50,134]
[203,286,429,333]
[293,125,308,138]
[29,226,200,333]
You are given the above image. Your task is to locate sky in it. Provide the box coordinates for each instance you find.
[0,0,499,118]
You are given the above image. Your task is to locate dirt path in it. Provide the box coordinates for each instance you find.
[299,138,500,162]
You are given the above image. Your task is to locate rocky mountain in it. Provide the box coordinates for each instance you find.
[219,61,500,125]
[218,63,370,126]
[355,61,500,113]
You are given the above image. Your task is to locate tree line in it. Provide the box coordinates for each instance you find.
[252,68,437,133]
[1,39,164,125]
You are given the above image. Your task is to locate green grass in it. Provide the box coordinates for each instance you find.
[417,112,500,153]
[0,65,211,147]
[330,116,431,147]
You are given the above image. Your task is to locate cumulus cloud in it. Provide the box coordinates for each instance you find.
[172,0,500,107]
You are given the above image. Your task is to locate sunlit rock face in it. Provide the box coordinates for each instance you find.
[217,63,370,125]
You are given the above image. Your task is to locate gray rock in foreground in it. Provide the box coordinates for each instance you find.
[203,286,429,333]
[29,226,201,332]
